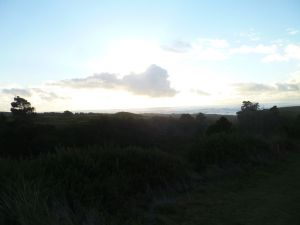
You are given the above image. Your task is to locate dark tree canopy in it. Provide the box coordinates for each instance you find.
[195,112,206,121]
[10,96,35,117]
[180,114,194,120]
[63,110,73,116]
[240,101,260,112]
[206,116,233,135]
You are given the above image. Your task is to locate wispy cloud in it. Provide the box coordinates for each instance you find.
[190,89,211,96]
[286,28,299,35]
[161,40,192,53]
[233,71,300,96]
[195,39,230,49]
[230,44,277,54]
[161,38,230,60]
[1,88,66,101]
[239,29,261,41]
[2,88,32,97]
[233,83,275,94]
[161,36,300,63]
[262,44,300,62]
[53,65,178,97]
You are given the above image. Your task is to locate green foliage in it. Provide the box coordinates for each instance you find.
[179,114,194,120]
[0,181,86,225]
[195,112,206,121]
[189,133,275,171]
[206,116,233,135]
[240,101,260,112]
[63,110,73,117]
[10,96,35,117]
[0,146,189,224]
[237,102,283,135]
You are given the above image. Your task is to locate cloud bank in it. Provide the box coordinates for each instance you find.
[233,71,300,96]
[54,65,177,97]
[2,88,32,97]
[1,88,66,101]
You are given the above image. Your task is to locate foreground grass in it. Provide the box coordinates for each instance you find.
[151,152,300,225]
[0,143,298,225]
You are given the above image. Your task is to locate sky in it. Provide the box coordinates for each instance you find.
[0,0,300,112]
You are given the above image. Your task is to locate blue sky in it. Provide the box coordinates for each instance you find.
[0,0,300,111]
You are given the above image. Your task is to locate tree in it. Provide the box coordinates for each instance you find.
[10,96,35,117]
[195,112,206,121]
[180,114,193,120]
[63,110,73,116]
[206,116,232,135]
[240,101,260,112]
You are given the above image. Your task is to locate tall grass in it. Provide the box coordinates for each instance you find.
[188,133,293,171]
[0,146,190,224]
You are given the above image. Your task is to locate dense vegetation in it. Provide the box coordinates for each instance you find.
[0,98,299,224]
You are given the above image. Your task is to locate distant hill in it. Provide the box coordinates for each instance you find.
[279,106,300,118]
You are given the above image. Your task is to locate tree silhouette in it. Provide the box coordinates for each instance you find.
[195,112,206,121]
[240,101,260,112]
[10,96,35,117]
[63,110,73,116]
[206,116,232,135]
[180,114,193,120]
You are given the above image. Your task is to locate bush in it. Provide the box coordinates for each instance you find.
[0,146,190,223]
[189,133,273,171]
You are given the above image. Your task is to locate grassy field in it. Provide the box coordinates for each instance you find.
[146,153,300,225]
[150,152,300,225]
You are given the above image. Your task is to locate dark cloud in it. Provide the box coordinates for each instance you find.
[54,65,177,97]
[2,88,32,97]
[161,40,192,53]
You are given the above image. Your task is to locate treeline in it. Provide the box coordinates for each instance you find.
[0,100,299,158]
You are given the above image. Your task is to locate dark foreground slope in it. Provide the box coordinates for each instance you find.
[151,151,300,225]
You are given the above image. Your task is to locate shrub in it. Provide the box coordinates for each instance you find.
[0,146,190,223]
[189,133,272,171]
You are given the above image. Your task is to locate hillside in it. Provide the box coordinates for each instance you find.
[279,106,300,118]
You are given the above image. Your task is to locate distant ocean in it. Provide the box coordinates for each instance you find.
[78,102,299,115]
[132,106,240,115]
[83,106,241,115]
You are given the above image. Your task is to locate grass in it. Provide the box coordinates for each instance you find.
[0,146,190,225]
[149,152,300,225]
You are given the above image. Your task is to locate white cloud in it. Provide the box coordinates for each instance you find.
[190,89,211,96]
[285,44,300,59]
[230,44,278,54]
[239,29,261,41]
[191,39,229,60]
[1,87,66,101]
[262,44,300,62]
[2,88,32,97]
[233,71,300,99]
[286,28,299,35]
[161,40,191,53]
[54,65,177,97]
[262,53,288,62]
[196,39,230,48]
[161,38,230,60]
